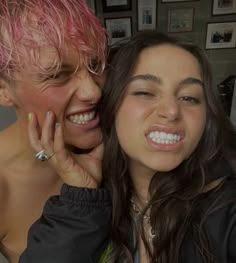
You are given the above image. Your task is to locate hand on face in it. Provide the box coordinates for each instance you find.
[28,111,103,188]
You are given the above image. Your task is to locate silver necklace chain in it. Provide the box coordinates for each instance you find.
[130,199,156,241]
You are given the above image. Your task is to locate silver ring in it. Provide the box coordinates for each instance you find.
[47,152,55,159]
[35,150,55,161]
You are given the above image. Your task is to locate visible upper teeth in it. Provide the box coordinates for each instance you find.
[68,111,95,124]
[148,131,181,144]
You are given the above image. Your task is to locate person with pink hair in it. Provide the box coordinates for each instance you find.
[0,1,109,262]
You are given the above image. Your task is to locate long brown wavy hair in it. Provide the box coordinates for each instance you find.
[100,31,236,262]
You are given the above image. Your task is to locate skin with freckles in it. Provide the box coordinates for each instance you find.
[0,1,107,262]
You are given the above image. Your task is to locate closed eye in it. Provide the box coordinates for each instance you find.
[132,91,153,96]
[46,71,70,81]
[179,96,200,104]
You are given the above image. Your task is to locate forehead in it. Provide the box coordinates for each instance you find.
[133,44,201,75]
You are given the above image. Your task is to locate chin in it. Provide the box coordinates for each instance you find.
[149,161,182,172]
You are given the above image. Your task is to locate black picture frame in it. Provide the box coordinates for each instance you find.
[102,0,132,12]
[161,0,199,3]
[212,0,236,16]
[205,21,236,50]
[104,17,132,44]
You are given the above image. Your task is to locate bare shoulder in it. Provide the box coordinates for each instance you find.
[0,168,10,241]
[0,126,15,240]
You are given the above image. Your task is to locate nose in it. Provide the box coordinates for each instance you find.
[156,96,180,121]
[73,70,102,103]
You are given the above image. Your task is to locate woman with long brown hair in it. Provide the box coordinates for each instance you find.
[100,31,236,262]
[21,31,236,262]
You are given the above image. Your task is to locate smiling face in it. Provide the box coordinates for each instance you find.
[8,44,103,149]
[115,44,207,177]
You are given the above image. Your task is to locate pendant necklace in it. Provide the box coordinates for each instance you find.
[130,198,156,242]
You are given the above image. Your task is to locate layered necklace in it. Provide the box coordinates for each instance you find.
[130,198,156,243]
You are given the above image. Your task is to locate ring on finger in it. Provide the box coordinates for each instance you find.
[35,150,49,161]
[35,150,55,161]
[47,152,55,160]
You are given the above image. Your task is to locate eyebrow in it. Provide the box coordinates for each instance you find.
[128,74,161,84]
[127,74,204,88]
[34,63,75,79]
[43,63,75,72]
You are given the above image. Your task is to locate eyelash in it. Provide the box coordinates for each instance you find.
[133,91,200,103]
[132,91,153,96]
[179,96,200,104]
[46,71,70,82]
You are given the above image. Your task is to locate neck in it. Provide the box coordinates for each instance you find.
[129,163,155,208]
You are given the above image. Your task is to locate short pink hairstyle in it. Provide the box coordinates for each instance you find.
[0,0,107,79]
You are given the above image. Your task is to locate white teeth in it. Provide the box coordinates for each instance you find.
[148,131,181,144]
[68,111,95,124]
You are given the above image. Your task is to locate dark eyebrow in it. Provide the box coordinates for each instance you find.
[179,77,204,88]
[127,74,204,89]
[127,74,161,84]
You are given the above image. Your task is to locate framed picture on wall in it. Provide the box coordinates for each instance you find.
[205,22,236,49]
[161,0,198,3]
[86,0,96,13]
[105,17,132,44]
[102,0,132,12]
[168,8,194,32]
[212,0,236,15]
[137,0,157,31]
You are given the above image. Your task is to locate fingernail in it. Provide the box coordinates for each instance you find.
[46,111,51,118]
[28,113,32,121]
[55,123,60,129]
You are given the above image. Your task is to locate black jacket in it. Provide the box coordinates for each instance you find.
[20,180,236,263]
[19,185,112,263]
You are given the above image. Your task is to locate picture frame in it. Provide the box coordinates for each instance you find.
[137,0,157,31]
[168,8,194,33]
[161,0,198,3]
[102,0,132,12]
[212,0,236,16]
[205,22,236,49]
[86,0,96,13]
[105,17,132,44]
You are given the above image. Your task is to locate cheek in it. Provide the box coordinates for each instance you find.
[18,88,67,125]
[187,109,206,149]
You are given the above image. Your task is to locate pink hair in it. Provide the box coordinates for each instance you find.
[0,0,107,79]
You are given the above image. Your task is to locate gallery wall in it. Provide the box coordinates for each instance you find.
[92,0,236,87]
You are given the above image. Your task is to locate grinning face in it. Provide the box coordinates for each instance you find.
[115,44,207,178]
[8,44,104,150]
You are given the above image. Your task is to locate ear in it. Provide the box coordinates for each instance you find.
[0,79,15,107]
